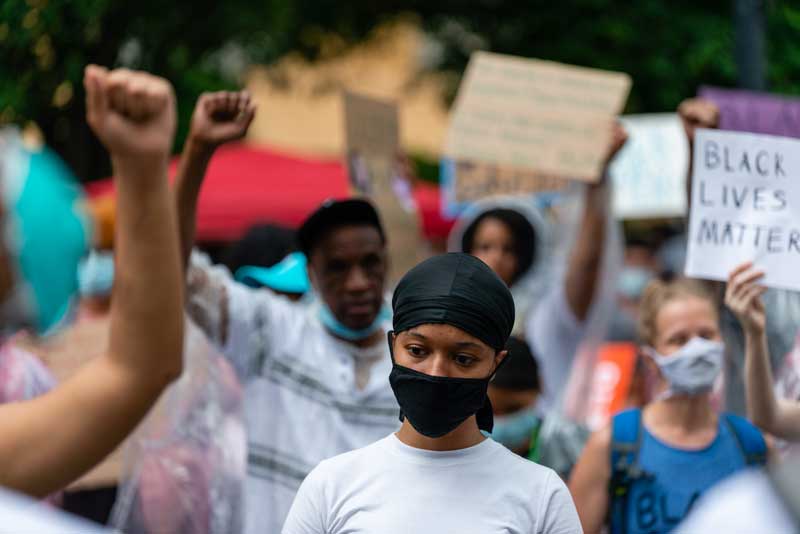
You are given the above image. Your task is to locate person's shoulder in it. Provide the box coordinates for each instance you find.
[314,434,393,476]
[487,439,559,481]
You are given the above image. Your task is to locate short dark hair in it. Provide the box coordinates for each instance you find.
[493,336,541,392]
[297,198,386,256]
[462,209,536,285]
[222,224,296,274]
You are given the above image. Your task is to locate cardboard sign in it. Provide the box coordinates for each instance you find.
[609,114,688,219]
[342,92,420,282]
[450,159,568,202]
[342,91,400,160]
[445,51,631,184]
[699,86,800,139]
[685,129,800,291]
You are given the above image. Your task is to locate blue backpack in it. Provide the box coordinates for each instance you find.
[608,408,766,534]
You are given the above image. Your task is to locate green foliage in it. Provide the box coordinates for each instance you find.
[1,0,799,181]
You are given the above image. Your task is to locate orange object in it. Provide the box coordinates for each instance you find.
[584,342,638,431]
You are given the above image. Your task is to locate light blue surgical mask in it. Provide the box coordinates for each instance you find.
[617,266,654,300]
[490,406,540,450]
[318,302,391,342]
[78,251,114,297]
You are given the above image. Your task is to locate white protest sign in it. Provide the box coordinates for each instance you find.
[609,114,688,219]
[685,129,800,291]
[445,51,631,184]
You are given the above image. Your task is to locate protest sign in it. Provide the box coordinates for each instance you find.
[445,51,631,185]
[699,86,800,139]
[439,158,566,218]
[685,129,800,291]
[342,90,399,160]
[342,91,420,282]
[609,113,688,219]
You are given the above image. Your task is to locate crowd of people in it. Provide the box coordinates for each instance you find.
[1,61,800,534]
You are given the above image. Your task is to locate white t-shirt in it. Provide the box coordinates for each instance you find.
[0,487,108,533]
[282,434,583,534]
[678,469,795,533]
[187,253,400,534]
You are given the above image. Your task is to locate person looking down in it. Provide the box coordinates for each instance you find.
[282,253,581,534]
[175,92,401,533]
[0,66,183,527]
[568,272,767,534]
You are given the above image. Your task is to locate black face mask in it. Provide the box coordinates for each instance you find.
[388,331,501,439]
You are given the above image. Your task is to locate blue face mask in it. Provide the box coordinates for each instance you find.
[319,302,391,341]
[617,266,654,301]
[490,406,540,450]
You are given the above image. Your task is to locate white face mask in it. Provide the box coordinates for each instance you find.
[646,337,724,398]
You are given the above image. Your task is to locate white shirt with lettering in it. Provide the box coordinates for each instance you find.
[282,434,582,534]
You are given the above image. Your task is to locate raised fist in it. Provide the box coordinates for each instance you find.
[188,91,256,149]
[84,65,176,162]
[678,98,720,145]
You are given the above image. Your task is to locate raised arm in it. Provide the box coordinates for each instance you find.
[564,122,627,321]
[568,426,612,534]
[175,91,255,269]
[726,263,800,440]
[0,66,183,496]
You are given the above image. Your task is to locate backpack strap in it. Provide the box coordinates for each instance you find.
[608,409,645,534]
[722,413,767,467]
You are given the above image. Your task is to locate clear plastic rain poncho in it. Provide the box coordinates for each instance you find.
[111,320,247,534]
[447,185,624,425]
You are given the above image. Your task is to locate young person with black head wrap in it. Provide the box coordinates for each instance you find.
[282,253,581,534]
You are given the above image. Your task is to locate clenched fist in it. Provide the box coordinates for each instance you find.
[84,66,176,162]
[187,91,256,149]
[678,98,720,145]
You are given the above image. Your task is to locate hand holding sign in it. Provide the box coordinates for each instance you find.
[725,262,767,335]
[678,98,720,144]
[685,129,800,291]
[604,121,629,166]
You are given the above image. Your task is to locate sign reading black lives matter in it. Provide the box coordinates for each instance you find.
[686,128,800,290]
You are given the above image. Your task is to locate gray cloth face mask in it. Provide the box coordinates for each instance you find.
[646,337,724,398]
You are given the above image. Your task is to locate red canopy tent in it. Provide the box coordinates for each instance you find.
[85,143,455,243]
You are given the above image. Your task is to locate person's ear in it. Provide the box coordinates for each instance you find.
[494,349,508,370]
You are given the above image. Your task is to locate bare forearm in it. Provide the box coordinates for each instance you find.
[175,139,214,270]
[109,157,183,390]
[745,329,776,428]
[565,180,609,321]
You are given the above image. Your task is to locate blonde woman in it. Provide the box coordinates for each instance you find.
[569,272,767,534]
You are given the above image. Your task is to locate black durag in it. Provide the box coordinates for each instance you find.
[391,252,515,433]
